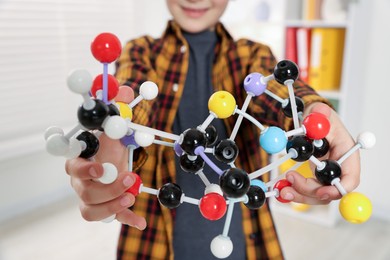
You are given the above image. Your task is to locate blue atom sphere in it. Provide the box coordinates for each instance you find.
[250,179,268,192]
[260,126,287,154]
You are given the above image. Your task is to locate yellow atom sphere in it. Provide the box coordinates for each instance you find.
[208,91,236,119]
[291,202,311,212]
[117,102,133,120]
[339,192,372,224]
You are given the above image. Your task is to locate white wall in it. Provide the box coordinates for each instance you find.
[0,0,139,222]
[353,0,390,220]
[0,151,72,222]
[0,0,172,224]
[0,0,389,223]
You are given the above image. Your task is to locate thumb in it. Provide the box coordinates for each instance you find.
[306,102,332,118]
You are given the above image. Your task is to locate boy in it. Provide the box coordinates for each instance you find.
[65,0,360,259]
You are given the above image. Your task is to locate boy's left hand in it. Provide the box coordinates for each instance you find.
[279,102,361,204]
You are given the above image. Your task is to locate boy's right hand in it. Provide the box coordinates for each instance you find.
[65,134,147,230]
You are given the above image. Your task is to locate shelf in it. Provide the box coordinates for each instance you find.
[269,0,353,227]
[285,19,348,28]
[226,0,356,227]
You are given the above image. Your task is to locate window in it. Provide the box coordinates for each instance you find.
[0,0,136,160]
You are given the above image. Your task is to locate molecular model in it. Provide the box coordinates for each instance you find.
[44,33,376,259]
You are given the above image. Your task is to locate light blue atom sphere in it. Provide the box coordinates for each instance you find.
[250,179,267,192]
[259,126,287,154]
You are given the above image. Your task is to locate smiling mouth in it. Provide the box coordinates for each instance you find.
[182,7,208,18]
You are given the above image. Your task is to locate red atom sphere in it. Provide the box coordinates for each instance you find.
[302,112,330,140]
[90,33,122,63]
[91,74,119,101]
[199,192,227,221]
[126,173,142,196]
[274,179,292,203]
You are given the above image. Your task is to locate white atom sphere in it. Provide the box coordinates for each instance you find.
[101,214,116,223]
[99,163,118,184]
[67,69,93,94]
[210,235,233,259]
[139,81,158,100]
[65,138,82,159]
[44,126,64,140]
[358,131,376,149]
[205,184,223,196]
[134,131,155,147]
[46,134,69,156]
[103,116,128,139]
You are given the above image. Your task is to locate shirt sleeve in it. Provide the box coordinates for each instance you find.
[114,37,158,171]
[115,36,158,126]
[245,43,332,130]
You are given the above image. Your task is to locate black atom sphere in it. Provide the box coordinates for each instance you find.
[179,128,207,155]
[245,185,266,210]
[158,183,183,209]
[286,135,314,162]
[273,60,299,84]
[179,154,205,173]
[315,160,342,185]
[76,131,99,159]
[214,139,239,164]
[313,138,330,158]
[77,99,109,130]
[282,97,304,118]
[219,168,250,198]
[205,125,218,147]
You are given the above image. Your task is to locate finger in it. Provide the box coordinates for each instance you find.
[65,158,103,180]
[281,171,331,204]
[315,166,360,201]
[72,172,136,205]
[79,192,135,222]
[285,171,323,198]
[314,185,342,201]
[280,186,331,205]
[95,134,129,172]
[336,141,361,192]
[116,209,147,230]
[308,102,332,118]
[318,133,361,200]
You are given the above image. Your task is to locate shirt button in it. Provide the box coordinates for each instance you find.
[249,233,258,240]
[173,83,179,92]
[180,45,187,53]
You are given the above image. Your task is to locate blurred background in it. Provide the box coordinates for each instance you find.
[0,0,389,259]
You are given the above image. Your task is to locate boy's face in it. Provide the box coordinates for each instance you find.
[166,0,229,33]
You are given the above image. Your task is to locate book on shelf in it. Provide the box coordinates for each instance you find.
[308,28,345,91]
[285,27,312,83]
[296,27,311,83]
[285,27,298,64]
[302,0,323,20]
[284,26,345,91]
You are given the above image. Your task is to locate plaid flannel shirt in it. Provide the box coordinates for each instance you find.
[115,20,328,260]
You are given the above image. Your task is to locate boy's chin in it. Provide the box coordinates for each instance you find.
[178,21,217,33]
